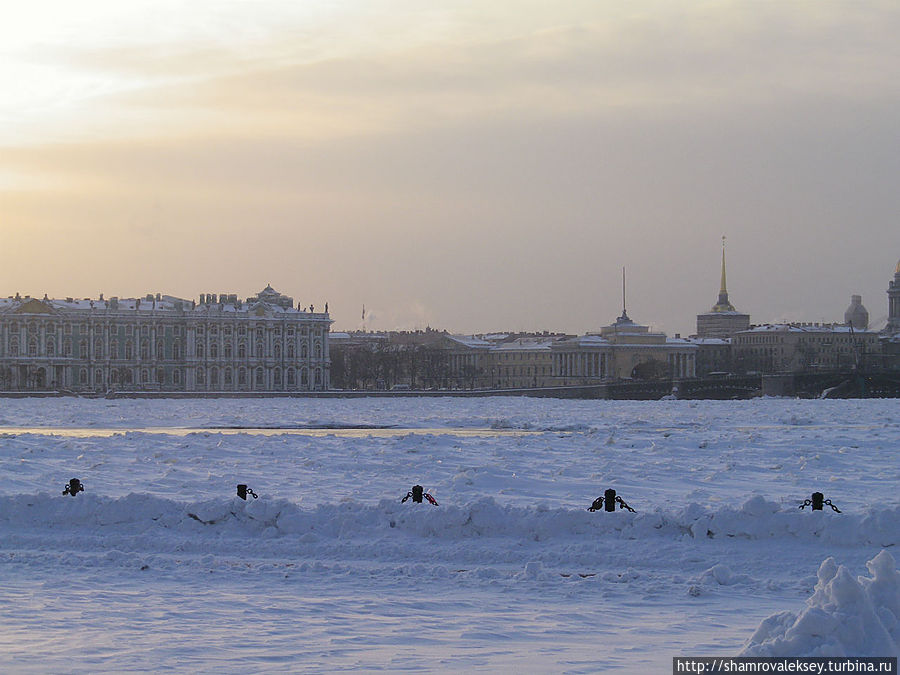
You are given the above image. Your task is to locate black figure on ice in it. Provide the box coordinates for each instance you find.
[63,478,84,496]
[401,485,438,506]
[799,491,840,512]
[237,484,258,500]
[588,488,635,513]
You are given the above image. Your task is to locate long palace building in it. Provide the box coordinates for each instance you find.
[0,286,331,393]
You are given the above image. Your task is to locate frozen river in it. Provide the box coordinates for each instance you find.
[1,397,898,672]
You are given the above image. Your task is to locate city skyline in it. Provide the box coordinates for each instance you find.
[2,1,898,336]
[3,260,895,340]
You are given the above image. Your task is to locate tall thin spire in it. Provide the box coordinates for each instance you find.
[712,236,736,312]
[720,236,728,296]
[617,266,631,323]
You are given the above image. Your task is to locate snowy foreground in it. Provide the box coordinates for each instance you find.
[1,397,898,673]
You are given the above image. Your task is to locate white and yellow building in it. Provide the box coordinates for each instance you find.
[0,286,331,393]
[488,337,559,389]
[551,311,697,384]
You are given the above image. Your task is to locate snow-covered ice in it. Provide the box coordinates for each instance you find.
[0,397,897,672]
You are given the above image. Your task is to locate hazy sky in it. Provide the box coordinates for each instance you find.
[2,1,898,335]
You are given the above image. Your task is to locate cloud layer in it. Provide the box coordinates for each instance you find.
[2,1,899,333]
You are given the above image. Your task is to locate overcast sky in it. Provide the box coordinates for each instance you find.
[1,1,898,335]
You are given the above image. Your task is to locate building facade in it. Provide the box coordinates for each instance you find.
[443,334,493,388]
[487,337,558,389]
[687,337,733,376]
[551,311,697,383]
[733,323,880,374]
[0,286,331,393]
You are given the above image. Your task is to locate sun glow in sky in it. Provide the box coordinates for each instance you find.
[1,1,898,334]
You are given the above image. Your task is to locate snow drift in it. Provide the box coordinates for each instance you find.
[742,550,900,657]
[2,494,897,549]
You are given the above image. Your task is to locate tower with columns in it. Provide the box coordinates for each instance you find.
[885,260,900,335]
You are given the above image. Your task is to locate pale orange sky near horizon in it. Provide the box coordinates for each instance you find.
[1,1,898,336]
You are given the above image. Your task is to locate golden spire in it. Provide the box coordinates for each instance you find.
[720,236,728,295]
[712,235,736,312]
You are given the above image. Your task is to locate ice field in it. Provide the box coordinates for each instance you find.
[1,397,898,672]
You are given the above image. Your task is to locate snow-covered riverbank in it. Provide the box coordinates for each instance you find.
[1,398,897,672]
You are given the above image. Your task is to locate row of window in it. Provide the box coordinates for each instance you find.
[81,366,323,387]
[493,366,550,376]
[738,335,878,346]
[497,352,549,361]
[551,352,696,377]
[739,335,785,345]
[2,337,324,360]
[4,323,172,337]
[554,352,608,377]
[3,322,326,339]
[195,341,322,359]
